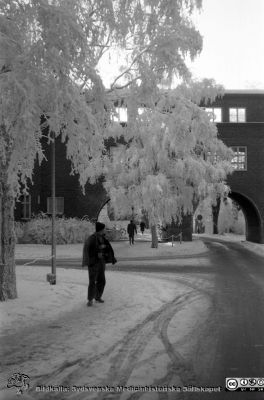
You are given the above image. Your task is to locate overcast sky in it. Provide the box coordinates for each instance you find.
[189,0,264,89]
[99,0,264,90]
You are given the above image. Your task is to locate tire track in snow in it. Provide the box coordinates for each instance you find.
[118,276,216,400]
[31,275,215,400]
[90,291,200,400]
[32,291,197,400]
[103,292,197,387]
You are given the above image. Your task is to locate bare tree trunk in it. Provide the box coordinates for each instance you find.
[151,224,158,248]
[0,182,17,301]
[212,197,221,235]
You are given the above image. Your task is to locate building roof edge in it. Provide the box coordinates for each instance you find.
[224,89,264,94]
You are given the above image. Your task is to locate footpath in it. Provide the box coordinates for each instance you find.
[15,232,264,268]
[15,233,207,264]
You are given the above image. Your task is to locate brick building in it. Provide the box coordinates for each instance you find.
[211,90,264,243]
[15,90,264,243]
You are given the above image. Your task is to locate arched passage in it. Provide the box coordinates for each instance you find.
[96,198,111,222]
[229,191,263,243]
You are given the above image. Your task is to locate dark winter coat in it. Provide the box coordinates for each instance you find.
[82,233,116,267]
[127,222,137,236]
[140,222,146,231]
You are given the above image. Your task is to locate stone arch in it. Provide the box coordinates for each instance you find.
[96,198,111,222]
[228,191,263,243]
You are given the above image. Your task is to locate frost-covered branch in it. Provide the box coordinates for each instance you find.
[109,46,151,89]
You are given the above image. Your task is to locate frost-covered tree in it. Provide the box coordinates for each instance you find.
[218,198,245,235]
[0,0,204,299]
[104,81,234,247]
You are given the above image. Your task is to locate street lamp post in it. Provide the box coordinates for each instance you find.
[131,206,134,221]
[47,133,56,285]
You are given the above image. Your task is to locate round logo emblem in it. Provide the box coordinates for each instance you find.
[240,379,248,386]
[226,379,238,391]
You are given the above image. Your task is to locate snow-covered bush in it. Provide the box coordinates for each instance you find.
[15,215,129,243]
[218,199,245,235]
[229,209,246,235]
[15,215,94,244]
[105,227,127,241]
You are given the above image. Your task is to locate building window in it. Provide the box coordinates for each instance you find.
[21,195,31,219]
[204,107,222,122]
[47,197,64,215]
[229,108,246,122]
[231,146,247,170]
[207,151,220,164]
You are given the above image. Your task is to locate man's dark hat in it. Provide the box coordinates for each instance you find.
[96,222,105,232]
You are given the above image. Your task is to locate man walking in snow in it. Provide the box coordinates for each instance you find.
[127,220,137,245]
[140,221,146,235]
[82,222,116,307]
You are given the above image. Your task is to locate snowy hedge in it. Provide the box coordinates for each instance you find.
[105,227,127,241]
[15,215,128,244]
[15,215,94,244]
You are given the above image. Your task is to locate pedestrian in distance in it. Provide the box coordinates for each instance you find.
[140,221,146,235]
[82,222,117,307]
[127,220,137,245]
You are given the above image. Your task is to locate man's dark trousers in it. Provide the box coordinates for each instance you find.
[88,260,106,301]
[129,235,135,245]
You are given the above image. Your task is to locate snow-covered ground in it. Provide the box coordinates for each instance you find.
[3,238,209,334]
[1,238,211,399]
[1,234,263,399]
[15,234,207,260]
[15,232,263,263]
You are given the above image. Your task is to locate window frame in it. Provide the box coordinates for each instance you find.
[229,107,246,122]
[21,194,31,220]
[204,107,222,122]
[231,146,247,171]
